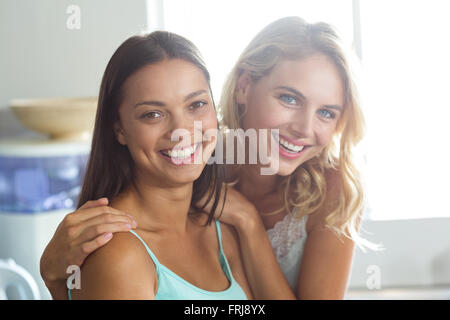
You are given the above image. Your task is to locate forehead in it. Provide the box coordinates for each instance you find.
[121,59,209,103]
[265,55,345,105]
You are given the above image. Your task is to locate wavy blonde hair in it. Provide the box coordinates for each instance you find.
[219,16,381,251]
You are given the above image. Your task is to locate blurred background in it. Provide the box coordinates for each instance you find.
[0,0,449,299]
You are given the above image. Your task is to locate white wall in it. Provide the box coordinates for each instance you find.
[0,0,148,138]
[0,0,149,299]
[349,218,450,289]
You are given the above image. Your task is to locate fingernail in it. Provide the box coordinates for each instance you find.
[132,220,138,228]
[104,233,112,239]
[125,224,132,229]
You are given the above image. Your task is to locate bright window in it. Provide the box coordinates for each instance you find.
[359,0,450,220]
[158,0,354,99]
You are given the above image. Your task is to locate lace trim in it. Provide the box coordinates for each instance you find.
[267,208,307,261]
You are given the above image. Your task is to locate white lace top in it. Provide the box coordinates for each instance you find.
[266,206,309,292]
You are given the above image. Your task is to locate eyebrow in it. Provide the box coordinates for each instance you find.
[275,86,343,112]
[134,89,208,108]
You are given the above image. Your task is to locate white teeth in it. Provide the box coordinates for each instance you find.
[279,138,305,153]
[166,143,200,159]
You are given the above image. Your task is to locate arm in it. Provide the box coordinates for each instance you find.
[295,168,361,299]
[231,212,296,300]
[40,198,138,299]
[70,232,155,300]
[209,187,295,300]
[295,217,357,299]
[219,223,254,299]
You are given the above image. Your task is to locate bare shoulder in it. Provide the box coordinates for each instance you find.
[86,231,152,266]
[71,231,156,299]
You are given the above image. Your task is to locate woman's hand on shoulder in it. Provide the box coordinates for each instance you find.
[40,198,138,293]
[70,231,156,300]
[197,185,260,232]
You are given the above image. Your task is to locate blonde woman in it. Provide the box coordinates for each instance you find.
[211,16,381,299]
[40,17,379,299]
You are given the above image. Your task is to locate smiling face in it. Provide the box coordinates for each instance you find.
[237,54,345,176]
[114,58,218,187]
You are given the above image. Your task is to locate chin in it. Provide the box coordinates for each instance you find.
[166,167,204,185]
[274,166,298,177]
[274,156,312,176]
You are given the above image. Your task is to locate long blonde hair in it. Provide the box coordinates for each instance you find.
[220,16,381,251]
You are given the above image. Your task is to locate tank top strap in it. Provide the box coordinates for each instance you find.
[214,220,235,279]
[129,229,161,273]
[215,220,225,253]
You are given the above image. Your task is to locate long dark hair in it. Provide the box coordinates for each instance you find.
[78,31,226,225]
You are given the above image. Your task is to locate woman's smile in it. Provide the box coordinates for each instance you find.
[271,131,312,160]
[159,141,203,166]
[115,59,218,184]
[239,55,344,176]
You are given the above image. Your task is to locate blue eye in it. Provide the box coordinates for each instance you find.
[142,111,163,119]
[318,109,335,119]
[189,101,207,110]
[279,94,298,105]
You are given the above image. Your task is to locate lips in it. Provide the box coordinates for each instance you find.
[159,142,203,166]
[278,137,306,153]
[160,142,201,159]
[271,132,311,159]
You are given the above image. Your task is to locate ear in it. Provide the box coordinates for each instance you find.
[235,71,252,105]
[113,121,127,145]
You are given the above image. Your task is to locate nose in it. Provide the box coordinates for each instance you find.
[165,112,196,144]
[289,107,315,139]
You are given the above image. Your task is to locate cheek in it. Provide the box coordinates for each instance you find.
[195,106,218,133]
[315,124,336,148]
[197,108,218,148]
[242,95,288,130]
[124,122,160,154]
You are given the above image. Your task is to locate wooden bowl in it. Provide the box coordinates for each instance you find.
[10,97,98,141]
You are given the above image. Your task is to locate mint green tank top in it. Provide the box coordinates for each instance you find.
[68,220,247,300]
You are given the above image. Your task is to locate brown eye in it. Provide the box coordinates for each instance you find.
[142,111,163,119]
[189,101,207,110]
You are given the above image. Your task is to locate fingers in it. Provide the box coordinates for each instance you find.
[67,204,136,225]
[81,212,137,233]
[78,232,114,256]
[67,209,137,241]
[79,197,108,210]
[76,220,134,246]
